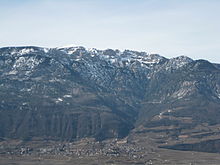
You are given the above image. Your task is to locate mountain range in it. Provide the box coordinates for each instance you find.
[0,46,220,153]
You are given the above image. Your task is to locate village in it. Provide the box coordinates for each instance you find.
[0,138,152,161]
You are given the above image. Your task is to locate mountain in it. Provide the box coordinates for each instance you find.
[0,46,220,153]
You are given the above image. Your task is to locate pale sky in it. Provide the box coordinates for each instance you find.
[0,0,220,63]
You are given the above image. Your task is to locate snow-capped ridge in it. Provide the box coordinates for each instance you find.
[0,45,195,70]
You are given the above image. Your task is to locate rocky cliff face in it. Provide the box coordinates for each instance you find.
[0,46,220,150]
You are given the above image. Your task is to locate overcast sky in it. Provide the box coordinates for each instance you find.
[0,0,220,62]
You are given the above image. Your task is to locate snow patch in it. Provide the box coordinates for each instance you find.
[43,48,49,53]
[55,98,63,103]
[20,48,35,55]
[8,70,18,75]
[13,56,42,70]
[63,95,72,98]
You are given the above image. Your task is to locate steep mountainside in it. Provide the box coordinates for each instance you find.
[0,46,220,152]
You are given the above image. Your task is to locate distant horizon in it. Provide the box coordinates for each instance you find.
[0,44,218,63]
[1,0,220,63]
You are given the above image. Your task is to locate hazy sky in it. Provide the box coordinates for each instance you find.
[1,0,220,62]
